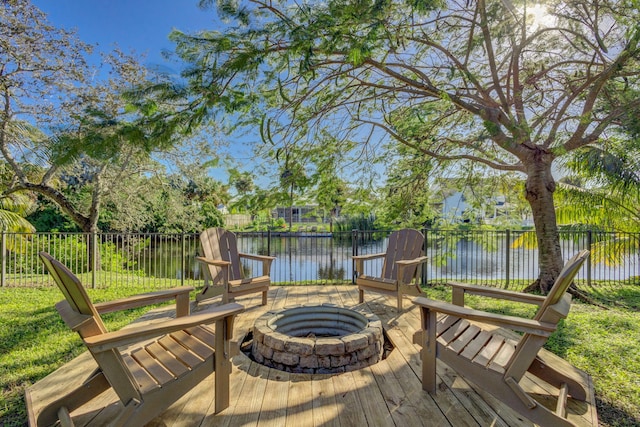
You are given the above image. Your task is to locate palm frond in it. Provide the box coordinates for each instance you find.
[0,210,35,233]
[511,231,537,249]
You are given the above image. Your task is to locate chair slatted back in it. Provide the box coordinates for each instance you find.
[200,227,243,283]
[381,229,425,283]
[39,252,107,335]
[534,250,589,321]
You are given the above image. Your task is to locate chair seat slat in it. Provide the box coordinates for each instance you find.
[459,330,493,360]
[436,315,460,336]
[122,354,160,393]
[170,330,215,360]
[448,324,481,354]
[131,347,175,385]
[472,334,505,368]
[158,335,203,367]
[185,325,216,346]
[488,339,517,374]
[438,319,471,345]
[145,341,190,377]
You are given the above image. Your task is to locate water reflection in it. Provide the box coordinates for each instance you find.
[140,233,623,284]
[143,235,362,284]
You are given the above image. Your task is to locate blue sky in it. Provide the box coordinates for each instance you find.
[32,1,268,186]
[33,0,217,73]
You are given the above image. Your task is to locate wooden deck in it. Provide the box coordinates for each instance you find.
[26,285,598,426]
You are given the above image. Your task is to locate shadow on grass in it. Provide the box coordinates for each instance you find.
[0,306,83,427]
[580,282,640,312]
[0,296,150,426]
[597,397,640,427]
[0,306,70,354]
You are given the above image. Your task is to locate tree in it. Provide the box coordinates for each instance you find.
[375,143,438,229]
[229,169,256,196]
[1,0,90,227]
[165,0,640,292]
[557,141,640,231]
[552,136,640,268]
[0,1,186,236]
[273,146,311,230]
[0,192,35,233]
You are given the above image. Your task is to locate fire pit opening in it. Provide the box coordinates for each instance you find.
[244,304,390,374]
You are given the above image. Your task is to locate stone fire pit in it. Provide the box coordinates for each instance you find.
[251,304,384,374]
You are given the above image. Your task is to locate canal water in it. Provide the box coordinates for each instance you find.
[142,233,633,285]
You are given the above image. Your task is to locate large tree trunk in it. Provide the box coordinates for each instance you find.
[523,154,564,293]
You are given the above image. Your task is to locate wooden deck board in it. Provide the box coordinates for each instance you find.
[256,368,290,427]
[26,285,598,427]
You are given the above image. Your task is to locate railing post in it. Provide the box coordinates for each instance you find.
[421,227,428,286]
[352,229,358,284]
[505,230,511,289]
[181,233,186,287]
[91,232,97,289]
[267,230,271,256]
[587,229,592,287]
[1,231,6,287]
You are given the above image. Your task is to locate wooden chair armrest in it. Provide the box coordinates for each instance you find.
[396,256,428,267]
[412,297,556,337]
[352,253,386,261]
[395,256,428,285]
[238,253,276,262]
[196,256,232,267]
[85,303,245,353]
[239,253,275,276]
[94,287,194,316]
[353,253,386,278]
[447,281,546,306]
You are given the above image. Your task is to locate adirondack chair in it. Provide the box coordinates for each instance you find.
[36,251,244,427]
[413,249,590,427]
[196,227,275,305]
[354,228,428,310]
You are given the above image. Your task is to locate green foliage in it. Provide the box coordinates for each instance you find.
[557,141,640,232]
[26,199,79,232]
[6,235,144,276]
[374,144,438,229]
[333,214,379,244]
[159,0,640,292]
[0,193,35,234]
[1,1,211,234]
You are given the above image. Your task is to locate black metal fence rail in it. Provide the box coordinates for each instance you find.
[1,229,638,290]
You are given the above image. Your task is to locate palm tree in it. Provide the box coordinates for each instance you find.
[0,192,36,232]
[554,141,640,266]
[0,192,36,253]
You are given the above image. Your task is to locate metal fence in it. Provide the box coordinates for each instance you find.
[1,229,639,290]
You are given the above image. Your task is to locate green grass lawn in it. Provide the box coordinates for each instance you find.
[0,285,179,427]
[1,283,639,426]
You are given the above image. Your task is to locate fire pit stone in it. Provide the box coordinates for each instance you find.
[251,304,385,374]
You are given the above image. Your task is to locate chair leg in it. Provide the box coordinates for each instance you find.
[358,289,364,303]
[556,382,569,418]
[215,318,231,413]
[261,290,268,306]
[57,406,74,427]
[420,308,437,393]
[397,292,403,311]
